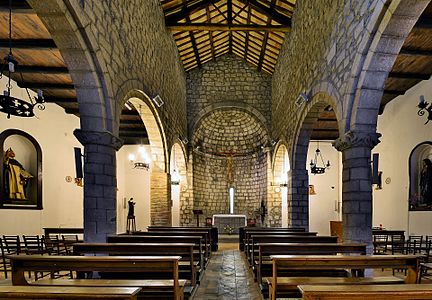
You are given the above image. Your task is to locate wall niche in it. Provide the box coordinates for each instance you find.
[409,141,432,211]
[0,129,42,209]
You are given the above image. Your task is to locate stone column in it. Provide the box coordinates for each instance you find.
[150,168,171,226]
[74,129,123,242]
[333,131,381,254]
[287,168,309,230]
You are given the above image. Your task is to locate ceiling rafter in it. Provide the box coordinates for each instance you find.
[164,0,213,23]
[237,0,291,25]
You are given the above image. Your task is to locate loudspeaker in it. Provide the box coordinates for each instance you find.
[74,147,83,179]
[372,153,379,184]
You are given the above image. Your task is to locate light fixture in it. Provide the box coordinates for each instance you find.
[295,92,309,107]
[152,95,164,107]
[0,0,45,119]
[418,95,432,124]
[182,137,189,145]
[124,101,133,111]
[310,141,330,175]
[128,145,150,170]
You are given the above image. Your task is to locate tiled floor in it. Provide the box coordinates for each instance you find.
[194,245,263,300]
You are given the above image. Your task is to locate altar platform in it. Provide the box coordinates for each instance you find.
[212,214,247,234]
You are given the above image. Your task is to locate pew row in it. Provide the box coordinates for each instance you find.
[299,284,432,300]
[268,254,419,300]
[239,227,306,251]
[8,255,184,300]
[147,227,218,251]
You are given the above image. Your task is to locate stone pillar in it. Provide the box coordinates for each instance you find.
[150,168,171,226]
[333,131,381,254]
[287,168,309,230]
[74,129,123,242]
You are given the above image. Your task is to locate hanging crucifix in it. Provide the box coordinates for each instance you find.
[218,150,239,184]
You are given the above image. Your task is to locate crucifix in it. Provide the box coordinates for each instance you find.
[218,150,240,184]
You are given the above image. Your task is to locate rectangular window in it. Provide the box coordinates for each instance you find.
[229,187,235,214]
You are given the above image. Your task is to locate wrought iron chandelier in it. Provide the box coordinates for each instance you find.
[418,95,432,124]
[0,0,44,119]
[310,141,330,175]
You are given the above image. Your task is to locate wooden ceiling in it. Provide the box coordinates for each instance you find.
[1,0,430,143]
[160,0,294,74]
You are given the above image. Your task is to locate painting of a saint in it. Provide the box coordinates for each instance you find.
[420,158,432,207]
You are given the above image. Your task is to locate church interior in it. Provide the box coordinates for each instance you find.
[1,0,432,299]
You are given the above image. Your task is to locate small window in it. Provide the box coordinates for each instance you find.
[229,187,235,214]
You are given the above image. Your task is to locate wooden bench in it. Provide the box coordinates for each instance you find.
[8,255,184,300]
[72,242,198,286]
[107,235,205,270]
[255,243,367,284]
[0,286,141,299]
[268,254,419,300]
[239,227,306,251]
[147,226,219,251]
[299,284,432,300]
[248,235,338,266]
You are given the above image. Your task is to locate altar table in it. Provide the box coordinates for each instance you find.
[212,214,247,234]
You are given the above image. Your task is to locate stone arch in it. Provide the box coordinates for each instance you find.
[170,142,187,226]
[290,92,340,229]
[122,89,170,225]
[345,0,430,134]
[27,0,113,132]
[192,107,269,225]
[190,101,270,140]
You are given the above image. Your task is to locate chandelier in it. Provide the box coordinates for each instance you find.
[310,141,330,175]
[0,0,45,119]
[128,146,150,170]
[418,95,432,124]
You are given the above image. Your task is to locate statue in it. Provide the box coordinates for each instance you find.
[3,148,33,200]
[420,158,432,206]
[127,198,136,217]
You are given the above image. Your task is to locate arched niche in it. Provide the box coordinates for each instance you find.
[0,129,42,209]
[409,142,432,211]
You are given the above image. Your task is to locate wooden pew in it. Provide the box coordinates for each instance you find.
[299,284,432,300]
[43,227,84,237]
[107,235,205,270]
[239,227,306,251]
[248,235,338,265]
[8,255,184,300]
[268,254,419,300]
[72,243,198,286]
[0,286,141,299]
[147,226,218,251]
[129,231,211,261]
[255,243,367,285]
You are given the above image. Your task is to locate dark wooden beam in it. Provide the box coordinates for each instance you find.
[415,16,432,29]
[120,119,144,125]
[164,0,213,23]
[228,0,232,54]
[64,108,79,115]
[205,6,216,61]
[244,5,252,60]
[257,0,276,71]
[1,65,69,74]
[43,96,77,103]
[0,39,56,50]
[383,89,405,96]
[388,71,430,81]
[400,47,432,57]
[17,82,74,90]
[237,0,291,26]
[166,23,291,32]
[0,0,33,13]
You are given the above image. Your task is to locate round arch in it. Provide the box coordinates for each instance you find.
[170,142,187,226]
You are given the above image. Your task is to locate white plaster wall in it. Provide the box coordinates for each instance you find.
[0,77,83,235]
[308,142,341,235]
[374,78,432,235]
[116,145,151,233]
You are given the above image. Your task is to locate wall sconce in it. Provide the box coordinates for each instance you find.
[418,95,432,124]
[128,146,150,170]
[295,92,310,107]
[152,95,164,107]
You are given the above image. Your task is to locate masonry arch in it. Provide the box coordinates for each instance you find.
[290,92,340,229]
[170,142,187,226]
[122,89,170,225]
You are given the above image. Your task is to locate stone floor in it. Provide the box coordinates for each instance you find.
[194,244,263,300]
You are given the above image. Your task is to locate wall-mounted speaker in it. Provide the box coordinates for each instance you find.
[74,147,83,179]
[372,153,379,184]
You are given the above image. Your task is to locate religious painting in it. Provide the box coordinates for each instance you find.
[309,184,316,195]
[409,142,432,211]
[0,129,42,209]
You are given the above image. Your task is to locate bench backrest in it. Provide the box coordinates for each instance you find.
[239,227,306,251]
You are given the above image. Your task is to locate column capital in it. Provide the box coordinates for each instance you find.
[333,130,381,152]
[74,129,123,150]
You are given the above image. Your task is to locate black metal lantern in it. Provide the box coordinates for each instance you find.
[310,142,330,175]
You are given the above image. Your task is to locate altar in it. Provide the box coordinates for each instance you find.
[212,214,247,234]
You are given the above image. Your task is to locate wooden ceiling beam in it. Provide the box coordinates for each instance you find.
[399,47,432,57]
[237,0,292,26]
[0,39,56,50]
[43,96,77,103]
[388,72,430,81]
[257,0,275,71]
[120,119,143,125]
[166,23,290,32]
[206,6,216,61]
[0,0,33,13]
[228,0,232,53]
[414,16,432,29]
[383,89,405,96]
[164,0,213,23]
[17,82,74,90]
[1,65,69,74]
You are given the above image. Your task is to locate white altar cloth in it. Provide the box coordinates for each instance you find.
[212,214,247,226]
